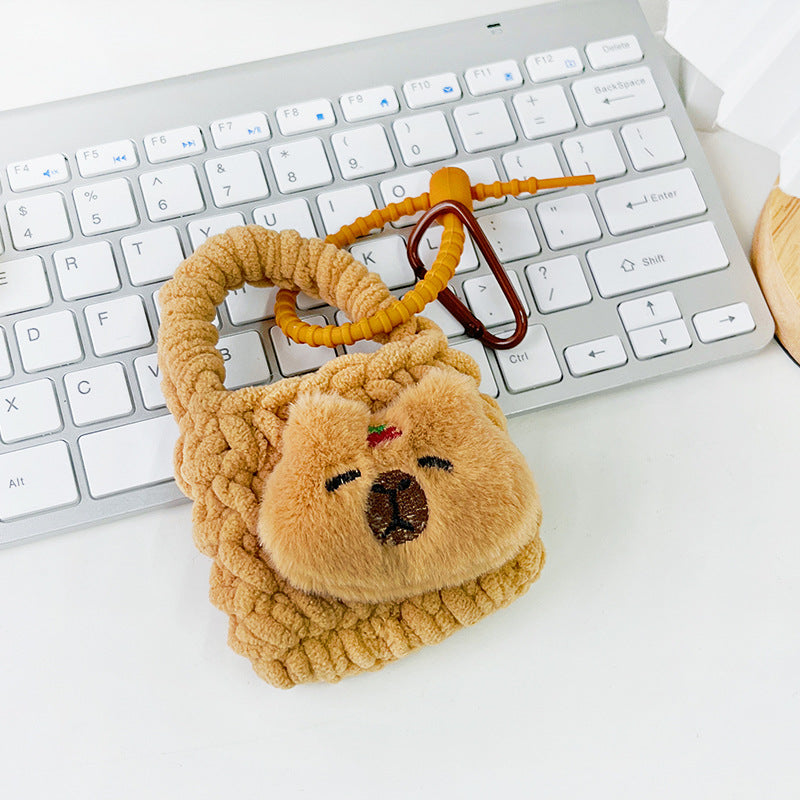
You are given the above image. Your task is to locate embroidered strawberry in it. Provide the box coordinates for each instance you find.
[367,424,402,448]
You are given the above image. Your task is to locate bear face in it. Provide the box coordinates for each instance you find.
[258,369,542,603]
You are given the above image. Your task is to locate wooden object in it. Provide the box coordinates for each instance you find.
[751,185,800,364]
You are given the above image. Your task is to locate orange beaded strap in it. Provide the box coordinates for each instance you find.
[274,166,595,348]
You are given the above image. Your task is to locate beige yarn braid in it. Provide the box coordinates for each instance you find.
[158,224,545,688]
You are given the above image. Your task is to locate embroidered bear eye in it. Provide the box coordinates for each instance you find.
[417,456,453,472]
[325,469,362,492]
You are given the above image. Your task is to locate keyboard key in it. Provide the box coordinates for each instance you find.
[562,129,626,181]
[204,151,269,207]
[450,339,498,398]
[452,157,505,209]
[495,325,562,392]
[73,178,138,235]
[403,73,461,108]
[133,354,165,410]
[585,35,643,70]
[597,168,706,234]
[139,165,205,222]
[620,117,685,171]
[0,441,78,521]
[463,270,530,327]
[0,330,11,379]
[218,331,271,389]
[536,193,601,249]
[209,112,271,149]
[276,98,335,135]
[340,86,399,122]
[380,170,432,226]
[502,143,564,196]
[54,241,120,300]
[268,137,333,193]
[478,208,540,262]
[64,363,133,425]
[464,60,523,95]
[225,285,278,325]
[417,225,479,274]
[152,288,220,329]
[587,221,728,297]
[187,212,245,250]
[341,335,380,356]
[350,235,414,289]
[628,319,691,359]
[6,154,69,192]
[513,86,576,139]
[270,316,337,376]
[0,256,51,316]
[525,47,583,82]
[76,140,138,177]
[0,379,62,443]
[253,198,317,238]
[78,415,178,498]
[6,193,72,249]
[618,291,681,331]
[317,185,376,235]
[393,112,457,166]
[121,226,183,285]
[526,255,592,313]
[84,295,152,356]
[144,125,205,163]
[692,302,755,343]
[331,125,395,180]
[572,66,664,125]
[454,99,517,152]
[564,335,627,376]
[417,300,464,338]
[15,310,82,372]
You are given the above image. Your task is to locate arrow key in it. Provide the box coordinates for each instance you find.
[564,335,627,376]
[628,318,691,359]
[692,302,755,343]
[618,291,681,331]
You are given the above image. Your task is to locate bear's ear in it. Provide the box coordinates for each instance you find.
[282,392,371,464]
[375,368,504,455]
[386,368,494,427]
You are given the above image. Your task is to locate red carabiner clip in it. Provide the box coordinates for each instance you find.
[406,199,528,350]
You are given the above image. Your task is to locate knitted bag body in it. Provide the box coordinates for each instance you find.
[158,225,544,688]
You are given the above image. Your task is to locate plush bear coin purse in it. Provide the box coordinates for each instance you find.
[158,168,592,687]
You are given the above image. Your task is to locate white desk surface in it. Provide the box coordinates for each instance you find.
[1,1,798,797]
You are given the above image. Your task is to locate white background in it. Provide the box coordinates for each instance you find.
[1,1,798,797]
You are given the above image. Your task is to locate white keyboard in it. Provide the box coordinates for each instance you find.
[0,0,774,545]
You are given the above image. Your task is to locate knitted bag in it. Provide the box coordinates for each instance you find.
[158,215,545,688]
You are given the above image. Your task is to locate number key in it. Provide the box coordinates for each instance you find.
[5,193,72,250]
[139,165,204,222]
[331,125,395,179]
[268,138,333,193]
[72,178,138,235]
[204,151,269,207]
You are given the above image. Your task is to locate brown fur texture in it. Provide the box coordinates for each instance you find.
[261,370,541,602]
[158,225,545,687]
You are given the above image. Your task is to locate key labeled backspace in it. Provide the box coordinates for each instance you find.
[587,221,728,297]
[572,66,663,125]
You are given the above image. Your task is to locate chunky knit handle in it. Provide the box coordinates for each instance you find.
[157,224,409,417]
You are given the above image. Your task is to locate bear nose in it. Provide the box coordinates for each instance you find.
[366,470,428,546]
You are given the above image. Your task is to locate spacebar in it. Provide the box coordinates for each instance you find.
[78,415,179,498]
